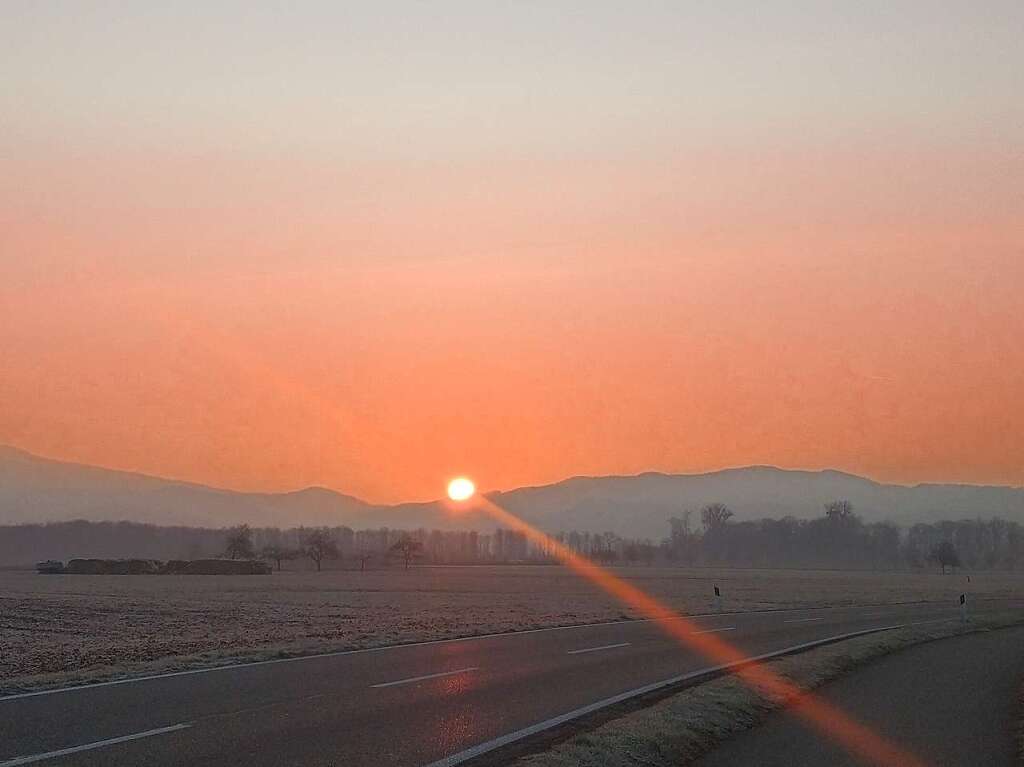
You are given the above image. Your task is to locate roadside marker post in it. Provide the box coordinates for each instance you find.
[713,584,722,612]
[959,593,968,624]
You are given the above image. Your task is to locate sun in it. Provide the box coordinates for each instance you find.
[447,477,476,502]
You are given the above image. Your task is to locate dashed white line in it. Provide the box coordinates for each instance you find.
[784,617,824,623]
[0,723,192,767]
[370,667,479,689]
[566,642,631,655]
[423,625,907,767]
[1,602,962,703]
[691,627,737,635]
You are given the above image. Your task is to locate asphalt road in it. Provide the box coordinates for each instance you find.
[696,624,1024,767]
[1,599,1019,767]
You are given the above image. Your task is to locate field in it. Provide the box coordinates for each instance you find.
[2,565,1021,692]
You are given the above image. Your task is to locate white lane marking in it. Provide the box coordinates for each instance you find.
[784,617,824,623]
[691,627,736,635]
[0,723,191,767]
[371,667,478,689]
[863,612,889,618]
[0,601,961,703]
[423,625,908,767]
[566,642,631,655]
[0,619,680,703]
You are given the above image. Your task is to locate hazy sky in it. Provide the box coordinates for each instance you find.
[2,2,1022,501]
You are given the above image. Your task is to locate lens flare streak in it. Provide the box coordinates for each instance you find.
[474,495,928,767]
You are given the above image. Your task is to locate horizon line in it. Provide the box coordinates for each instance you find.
[2,443,1021,506]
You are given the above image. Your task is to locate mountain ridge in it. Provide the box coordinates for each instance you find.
[1,444,1021,537]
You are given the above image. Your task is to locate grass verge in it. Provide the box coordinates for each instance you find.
[512,612,1024,767]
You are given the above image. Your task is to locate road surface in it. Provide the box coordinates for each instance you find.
[1,599,1019,766]
[696,624,1024,767]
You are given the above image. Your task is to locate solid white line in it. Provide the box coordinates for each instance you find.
[691,627,736,635]
[422,625,908,767]
[566,642,631,655]
[370,667,478,689]
[784,617,824,623]
[0,601,953,703]
[0,723,191,767]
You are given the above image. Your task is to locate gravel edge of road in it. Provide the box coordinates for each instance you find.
[510,613,1024,767]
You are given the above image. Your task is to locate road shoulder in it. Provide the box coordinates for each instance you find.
[511,613,1024,767]
[695,625,1024,767]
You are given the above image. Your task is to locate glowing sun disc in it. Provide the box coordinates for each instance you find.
[447,477,476,501]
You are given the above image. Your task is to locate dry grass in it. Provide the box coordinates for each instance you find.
[514,613,1024,767]
[2,565,1020,693]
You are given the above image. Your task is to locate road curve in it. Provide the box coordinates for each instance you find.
[695,624,1024,767]
[1,600,1020,767]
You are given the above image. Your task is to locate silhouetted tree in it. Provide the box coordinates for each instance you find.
[824,499,854,522]
[260,543,299,571]
[929,540,961,574]
[390,535,423,570]
[355,549,375,572]
[224,525,255,560]
[302,527,340,572]
[700,503,734,562]
[668,511,700,565]
[700,503,734,531]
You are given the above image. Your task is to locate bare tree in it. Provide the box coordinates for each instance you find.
[224,525,255,560]
[824,499,854,522]
[355,549,375,572]
[302,527,340,572]
[260,543,299,571]
[390,535,423,570]
[700,503,734,531]
[668,510,699,565]
[929,540,961,574]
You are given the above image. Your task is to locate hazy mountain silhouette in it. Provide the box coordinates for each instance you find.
[1,445,1021,537]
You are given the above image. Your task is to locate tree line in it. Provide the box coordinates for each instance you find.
[2,504,1021,571]
[660,501,1023,571]
[0,520,528,569]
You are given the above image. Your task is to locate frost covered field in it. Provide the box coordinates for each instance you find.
[2,565,1019,692]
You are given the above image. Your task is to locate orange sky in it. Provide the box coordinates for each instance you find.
[2,5,1022,502]
[2,140,1021,502]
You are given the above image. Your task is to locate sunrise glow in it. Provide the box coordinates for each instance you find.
[447,477,476,502]
[2,5,1021,501]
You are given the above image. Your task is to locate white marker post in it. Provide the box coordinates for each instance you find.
[959,592,968,624]
[713,584,722,612]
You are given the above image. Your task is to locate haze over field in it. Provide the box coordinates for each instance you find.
[3,445,1021,537]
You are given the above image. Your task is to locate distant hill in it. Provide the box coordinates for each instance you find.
[493,468,1024,536]
[0,445,375,529]
[1,445,1022,538]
